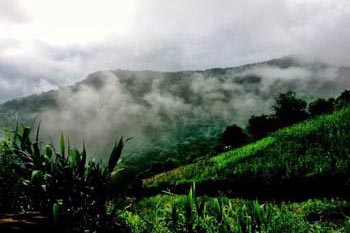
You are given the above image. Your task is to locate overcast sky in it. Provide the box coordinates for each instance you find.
[0,0,350,102]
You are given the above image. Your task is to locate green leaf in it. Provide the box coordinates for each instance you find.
[70,148,80,169]
[108,137,124,172]
[77,142,87,176]
[52,203,61,220]
[31,170,43,182]
[22,179,31,186]
[46,145,53,158]
[185,185,193,224]
[171,201,178,229]
[60,132,65,158]
[35,122,41,142]
[110,168,124,183]
[20,127,31,151]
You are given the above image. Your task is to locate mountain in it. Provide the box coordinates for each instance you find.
[0,56,349,159]
[3,56,350,232]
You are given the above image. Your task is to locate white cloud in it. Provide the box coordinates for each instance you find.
[1,0,350,102]
[0,0,29,23]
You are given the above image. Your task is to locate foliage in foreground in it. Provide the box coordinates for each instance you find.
[120,183,350,232]
[0,124,130,232]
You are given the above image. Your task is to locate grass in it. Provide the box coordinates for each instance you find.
[119,193,350,232]
[143,109,350,195]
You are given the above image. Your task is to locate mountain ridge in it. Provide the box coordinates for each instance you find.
[0,55,348,159]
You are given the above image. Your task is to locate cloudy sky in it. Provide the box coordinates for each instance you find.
[0,0,350,102]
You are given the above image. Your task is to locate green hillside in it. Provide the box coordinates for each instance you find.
[144,109,350,197]
[0,56,343,159]
[2,59,350,232]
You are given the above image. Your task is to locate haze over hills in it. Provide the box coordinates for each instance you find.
[4,1,350,231]
[0,56,349,158]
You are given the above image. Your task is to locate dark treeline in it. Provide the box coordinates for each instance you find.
[220,90,350,151]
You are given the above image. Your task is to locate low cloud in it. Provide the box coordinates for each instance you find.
[36,61,340,156]
[0,0,29,23]
[1,0,350,102]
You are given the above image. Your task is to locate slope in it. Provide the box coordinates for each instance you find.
[143,109,350,198]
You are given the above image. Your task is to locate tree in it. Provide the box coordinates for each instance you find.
[335,90,350,110]
[272,91,308,127]
[247,114,276,140]
[221,124,248,150]
[308,98,334,116]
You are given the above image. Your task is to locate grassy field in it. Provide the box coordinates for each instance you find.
[119,192,350,232]
[143,109,350,198]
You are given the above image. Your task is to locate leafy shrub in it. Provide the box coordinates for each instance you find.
[0,124,130,232]
[220,124,248,150]
[0,127,21,211]
[247,115,277,140]
[272,91,308,127]
[308,98,335,117]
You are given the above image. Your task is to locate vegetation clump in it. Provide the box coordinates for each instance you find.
[0,124,130,232]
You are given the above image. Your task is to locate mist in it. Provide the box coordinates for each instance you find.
[35,57,344,158]
[1,0,350,103]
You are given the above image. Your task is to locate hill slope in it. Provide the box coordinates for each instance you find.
[143,109,350,198]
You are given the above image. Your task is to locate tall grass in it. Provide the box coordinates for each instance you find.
[119,185,349,232]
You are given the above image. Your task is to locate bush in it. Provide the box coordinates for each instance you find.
[247,114,277,140]
[221,124,248,150]
[272,91,308,127]
[0,128,20,212]
[309,98,335,116]
[335,90,350,109]
[0,124,131,232]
